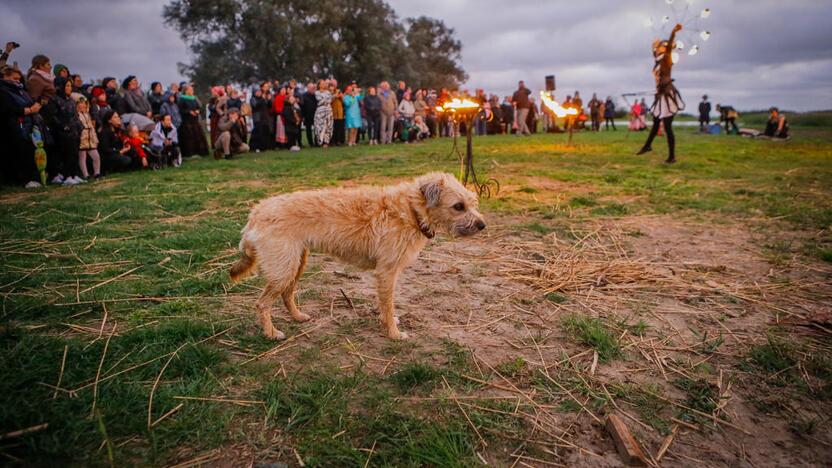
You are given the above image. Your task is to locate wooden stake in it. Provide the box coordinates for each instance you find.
[606,414,648,466]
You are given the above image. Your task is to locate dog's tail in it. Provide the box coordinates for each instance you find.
[229,223,257,282]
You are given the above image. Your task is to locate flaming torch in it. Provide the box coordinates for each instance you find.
[539,91,579,145]
[436,98,499,197]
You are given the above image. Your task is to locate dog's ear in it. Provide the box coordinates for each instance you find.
[420,179,443,208]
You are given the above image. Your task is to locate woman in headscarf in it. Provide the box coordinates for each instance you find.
[177,84,209,157]
[637,23,684,164]
[314,79,333,148]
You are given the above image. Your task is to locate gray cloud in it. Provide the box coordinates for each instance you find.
[2,0,830,110]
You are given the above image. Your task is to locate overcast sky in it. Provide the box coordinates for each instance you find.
[2,0,830,111]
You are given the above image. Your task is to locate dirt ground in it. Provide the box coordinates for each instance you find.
[215,212,832,467]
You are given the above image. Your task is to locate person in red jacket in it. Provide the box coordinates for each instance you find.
[122,124,148,168]
[272,86,287,148]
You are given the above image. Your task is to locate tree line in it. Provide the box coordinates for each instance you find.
[164,0,467,90]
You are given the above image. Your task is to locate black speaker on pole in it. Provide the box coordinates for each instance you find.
[545,75,556,91]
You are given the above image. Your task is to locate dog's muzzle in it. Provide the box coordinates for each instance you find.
[455,218,486,237]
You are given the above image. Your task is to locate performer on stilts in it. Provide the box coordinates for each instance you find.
[637,23,685,164]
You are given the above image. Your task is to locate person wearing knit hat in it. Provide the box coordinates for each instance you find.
[48,76,84,185]
[90,85,111,127]
[53,64,69,79]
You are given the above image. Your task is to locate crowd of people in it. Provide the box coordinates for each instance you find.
[0,41,792,188]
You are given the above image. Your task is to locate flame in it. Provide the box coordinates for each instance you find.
[539,91,578,118]
[436,98,481,113]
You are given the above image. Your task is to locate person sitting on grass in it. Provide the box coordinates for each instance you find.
[97,110,133,173]
[123,123,149,168]
[150,113,181,166]
[763,107,789,139]
[213,107,249,160]
[739,107,791,140]
[413,115,430,141]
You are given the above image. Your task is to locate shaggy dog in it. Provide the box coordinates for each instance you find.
[229,172,486,340]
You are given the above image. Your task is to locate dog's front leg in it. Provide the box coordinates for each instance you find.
[375,270,407,340]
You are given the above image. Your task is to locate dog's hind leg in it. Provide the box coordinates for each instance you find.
[282,248,311,322]
[376,269,407,340]
[254,243,303,339]
[255,283,286,340]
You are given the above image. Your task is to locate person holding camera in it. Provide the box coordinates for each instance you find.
[0,41,20,69]
[0,63,44,186]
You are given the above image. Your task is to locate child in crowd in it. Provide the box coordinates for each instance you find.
[413,115,430,141]
[159,92,181,128]
[76,97,101,179]
[282,94,302,151]
[150,114,181,166]
[123,124,148,168]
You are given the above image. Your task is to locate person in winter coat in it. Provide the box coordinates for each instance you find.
[379,81,398,144]
[25,55,56,104]
[330,80,345,146]
[604,97,616,130]
[500,96,514,134]
[90,86,111,128]
[301,82,318,147]
[281,94,302,150]
[342,83,363,146]
[512,81,532,135]
[159,92,181,128]
[698,95,711,132]
[101,77,127,116]
[397,90,415,122]
[148,82,165,118]
[213,107,249,159]
[123,124,148,168]
[45,77,83,184]
[272,86,288,148]
[249,82,274,151]
[588,93,602,131]
[177,84,209,157]
[208,86,227,145]
[122,75,153,118]
[150,114,181,166]
[0,65,43,186]
[363,85,381,145]
[97,110,133,172]
[76,97,101,180]
[53,63,70,80]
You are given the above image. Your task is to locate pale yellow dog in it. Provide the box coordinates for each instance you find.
[229,172,486,340]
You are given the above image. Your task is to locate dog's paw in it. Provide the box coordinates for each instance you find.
[388,329,409,340]
[292,312,311,322]
[264,328,286,341]
[379,315,400,326]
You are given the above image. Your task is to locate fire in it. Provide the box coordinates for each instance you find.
[539,91,578,118]
[436,98,481,113]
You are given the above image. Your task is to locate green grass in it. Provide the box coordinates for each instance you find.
[1,128,831,464]
[561,314,622,362]
[674,377,719,426]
